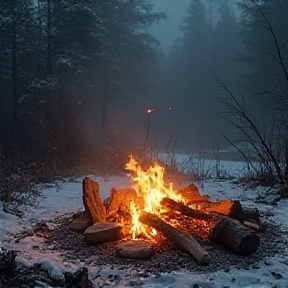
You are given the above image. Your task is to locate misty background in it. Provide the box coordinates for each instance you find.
[0,0,287,174]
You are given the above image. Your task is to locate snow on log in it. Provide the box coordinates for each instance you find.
[139,212,211,265]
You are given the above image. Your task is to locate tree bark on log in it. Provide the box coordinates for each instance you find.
[82,177,106,223]
[161,197,259,255]
[237,207,260,223]
[211,216,260,255]
[139,212,211,265]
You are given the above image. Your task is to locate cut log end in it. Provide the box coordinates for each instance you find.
[69,212,93,234]
[84,222,124,244]
[239,233,260,256]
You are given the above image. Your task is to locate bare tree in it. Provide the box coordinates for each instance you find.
[219,1,288,188]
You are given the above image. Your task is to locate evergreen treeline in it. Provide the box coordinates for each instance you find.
[0,0,288,182]
[0,0,164,174]
[162,0,288,157]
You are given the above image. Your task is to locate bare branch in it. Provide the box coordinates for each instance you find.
[216,74,284,182]
[255,2,288,83]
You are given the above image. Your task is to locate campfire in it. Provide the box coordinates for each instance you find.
[69,156,260,265]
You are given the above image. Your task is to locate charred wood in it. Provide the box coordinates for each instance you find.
[199,199,242,218]
[237,207,260,224]
[161,197,259,255]
[106,188,137,221]
[161,197,213,221]
[177,183,210,204]
[139,211,211,265]
[211,216,260,255]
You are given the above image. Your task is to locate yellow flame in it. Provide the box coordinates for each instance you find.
[126,155,182,240]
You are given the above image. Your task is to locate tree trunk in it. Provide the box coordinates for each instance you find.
[139,211,211,265]
[11,6,18,130]
[46,0,52,76]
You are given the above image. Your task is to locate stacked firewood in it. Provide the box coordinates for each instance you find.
[69,177,261,265]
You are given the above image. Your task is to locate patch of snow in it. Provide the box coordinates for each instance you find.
[1,160,287,288]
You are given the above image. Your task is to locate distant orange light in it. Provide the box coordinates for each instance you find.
[147,108,154,114]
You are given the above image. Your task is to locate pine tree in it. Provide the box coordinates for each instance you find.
[0,0,36,133]
[239,0,288,96]
[180,0,209,88]
[212,0,241,91]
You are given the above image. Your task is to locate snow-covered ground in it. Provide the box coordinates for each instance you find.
[1,163,288,288]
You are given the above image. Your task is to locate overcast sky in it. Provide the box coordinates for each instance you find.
[149,0,191,54]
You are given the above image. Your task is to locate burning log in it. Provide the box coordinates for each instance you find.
[178,183,210,204]
[139,211,211,265]
[106,188,138,221]
[161,197,212,221]
[82,177,106,223]
[195,199,243,218]
[161,197,259,255]
[162,197,242,219]
[106,188,147,224]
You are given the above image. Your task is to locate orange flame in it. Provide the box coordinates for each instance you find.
[125,155,182,240]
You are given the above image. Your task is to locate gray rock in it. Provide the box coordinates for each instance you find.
[115,240,154,260]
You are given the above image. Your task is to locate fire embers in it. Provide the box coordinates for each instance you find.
[69,157,261,264]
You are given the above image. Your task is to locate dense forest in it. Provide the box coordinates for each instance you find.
[0,0,288,187]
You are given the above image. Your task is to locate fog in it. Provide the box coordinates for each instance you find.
[0,0,287,169]
[150,0,191,54]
